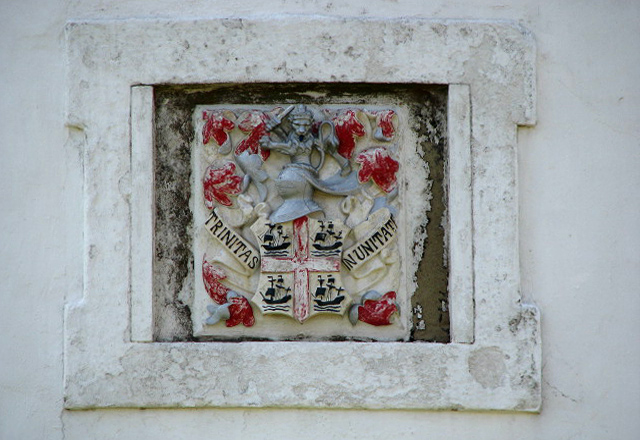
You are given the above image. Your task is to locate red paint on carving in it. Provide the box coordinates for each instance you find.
[293,216,309,257]
[202,258,229,305]
[332,109,365,159]
[236,110,271,161]
[202,110,235,147]
[226,296,255,327]
[203,162,243,208]
[311,120,321,136]
[203,256,254,326]
[355,147,400,193]
[375,110,396,140]
[358,291,397,326]
[292,216,310,322]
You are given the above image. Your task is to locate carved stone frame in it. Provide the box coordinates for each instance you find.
[65,17,541,411]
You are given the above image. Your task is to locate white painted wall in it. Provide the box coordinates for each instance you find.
[1,0,638,439]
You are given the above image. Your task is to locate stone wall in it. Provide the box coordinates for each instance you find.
[1,1,638,439]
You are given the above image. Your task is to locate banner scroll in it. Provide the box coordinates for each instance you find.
[342,208,398,271]
[205,209,260,272]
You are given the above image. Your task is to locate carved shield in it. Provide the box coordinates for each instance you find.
[251,216,351,323]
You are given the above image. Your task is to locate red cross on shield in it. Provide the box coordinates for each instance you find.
[251,216,351,323]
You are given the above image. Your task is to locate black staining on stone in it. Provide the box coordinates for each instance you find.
[390,23,416,45]
[154,83,443,109]
[343,45,363,60]
[154,89,195,342]
[194,334,402,343]
[408,87,450,343]
[221,18,244,30]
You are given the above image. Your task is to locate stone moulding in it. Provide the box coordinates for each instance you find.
[64,16,541,411]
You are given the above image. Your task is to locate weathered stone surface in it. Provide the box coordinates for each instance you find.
[65,16,540,411]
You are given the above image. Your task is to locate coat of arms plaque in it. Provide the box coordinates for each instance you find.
[192,99,432,340]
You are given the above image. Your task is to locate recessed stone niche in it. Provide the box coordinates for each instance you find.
[65,17,541,411]
[152,83,449,342]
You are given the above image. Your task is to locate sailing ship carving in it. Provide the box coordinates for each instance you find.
[312,221,343,257]
[261,223,291,256]
[260,275,292,312]
[313,275,345,312]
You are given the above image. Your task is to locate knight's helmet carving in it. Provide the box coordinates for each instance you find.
[289,104,314,124]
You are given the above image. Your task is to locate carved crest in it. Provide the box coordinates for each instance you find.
[197,104,401,328]
[251,216,351,322]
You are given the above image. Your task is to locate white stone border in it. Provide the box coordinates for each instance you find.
[130,86,155,343]
[448,84,474,344]
[65,17,541,411]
